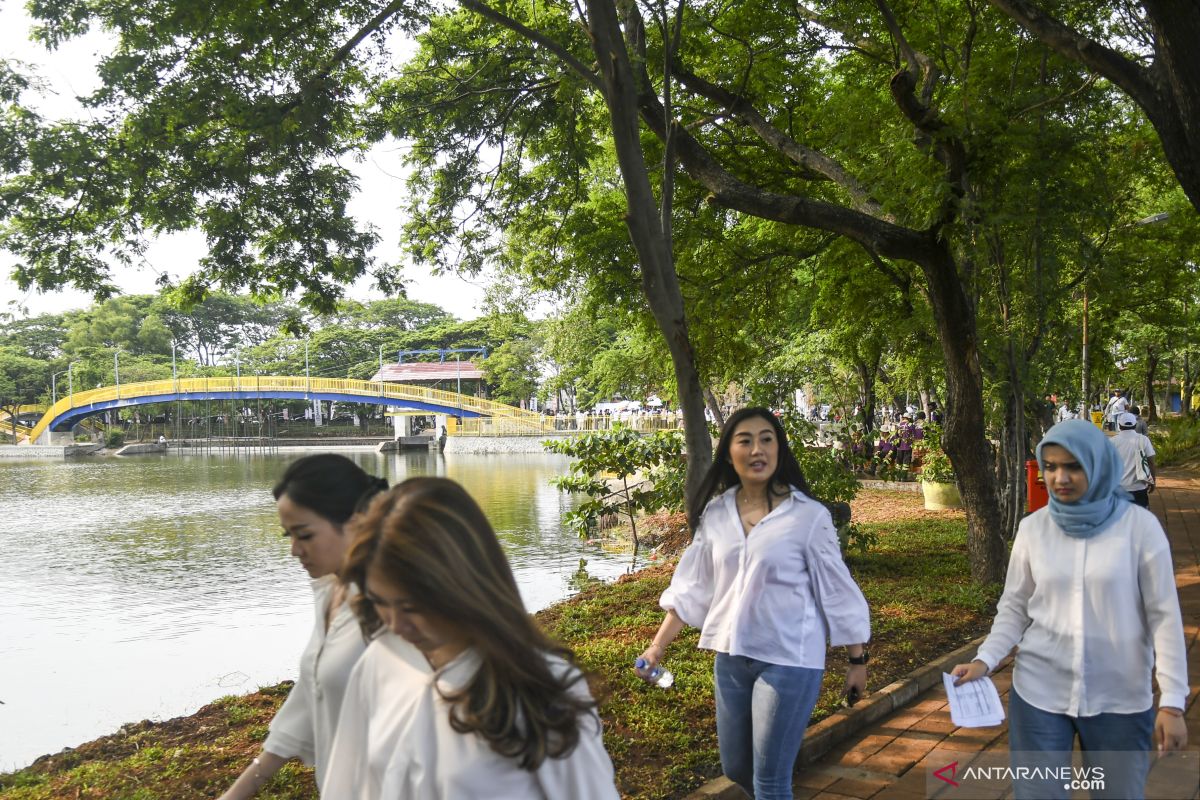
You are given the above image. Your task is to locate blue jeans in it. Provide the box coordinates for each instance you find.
[713,653,823,800]
[1008,687,1154,799]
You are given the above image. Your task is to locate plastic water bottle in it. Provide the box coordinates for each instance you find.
[634,657,674,689]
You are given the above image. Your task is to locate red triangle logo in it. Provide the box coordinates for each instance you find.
[933,761,959,786]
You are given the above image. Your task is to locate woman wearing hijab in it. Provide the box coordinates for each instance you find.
[952,420,1188,800]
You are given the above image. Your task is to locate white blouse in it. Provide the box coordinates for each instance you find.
[322,634,620,800]
[974,503,1189,716]
[661,487,870,668]
[262,575,367,786]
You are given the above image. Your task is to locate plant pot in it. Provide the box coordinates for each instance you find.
[921,479,962,510]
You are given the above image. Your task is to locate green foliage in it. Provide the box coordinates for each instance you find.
[544,425,685,547]
[104,430,126,449]
[778,411,858,505]
[914,424,955,483]
[1149,417,1200,467]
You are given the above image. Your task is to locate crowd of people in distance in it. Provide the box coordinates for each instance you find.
[214,402,1187,800]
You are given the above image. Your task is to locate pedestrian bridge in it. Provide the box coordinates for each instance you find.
[24,376,543,444]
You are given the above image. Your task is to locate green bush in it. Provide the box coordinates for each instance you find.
[105,430,126,448]
[914,423,955,483]
[1149,416,1200,466]
[544,425,685,551]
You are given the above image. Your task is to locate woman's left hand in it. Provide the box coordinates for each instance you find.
[843,664,867,706]
[1155,710,1188,753]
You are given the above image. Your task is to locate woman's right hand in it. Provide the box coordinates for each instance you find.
[950,660,989,685]
[635,643,664,679]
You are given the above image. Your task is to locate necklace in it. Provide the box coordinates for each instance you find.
[737,490,768,511]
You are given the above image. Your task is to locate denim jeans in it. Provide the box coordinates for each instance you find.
[1007,687,1154,799]
[713,652,823,800]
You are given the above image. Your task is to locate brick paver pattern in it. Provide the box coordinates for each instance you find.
[793,471,1200,799]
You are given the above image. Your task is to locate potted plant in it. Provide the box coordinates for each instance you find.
[915,425,961,510]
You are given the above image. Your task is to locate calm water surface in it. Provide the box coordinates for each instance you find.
[0,449,629,771]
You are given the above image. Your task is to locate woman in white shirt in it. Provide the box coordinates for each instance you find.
[322,477,620,799]
[637,407,871,800]
[952,419,1188,800]
[219,454,387,799]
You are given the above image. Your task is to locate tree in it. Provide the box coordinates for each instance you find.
[987,1,1200,212]
[0,347,47,440]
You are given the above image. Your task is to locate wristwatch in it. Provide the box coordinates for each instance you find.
[848,647,870,665]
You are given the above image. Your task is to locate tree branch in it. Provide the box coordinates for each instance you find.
[670,63,890,219]
[987,0,1157,106]
[459,0,602,92]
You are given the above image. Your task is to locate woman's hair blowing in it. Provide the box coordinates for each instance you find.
[342,477,596,770]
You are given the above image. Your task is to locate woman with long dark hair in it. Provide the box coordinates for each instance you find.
[219,454,388,799]
[636,407,870,799]
[322,477,619,799]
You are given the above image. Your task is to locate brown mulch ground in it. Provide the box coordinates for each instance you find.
[851,487,966,524]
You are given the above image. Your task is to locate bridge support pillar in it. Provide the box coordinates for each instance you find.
[393,414,416,438]
[38,430,75,446]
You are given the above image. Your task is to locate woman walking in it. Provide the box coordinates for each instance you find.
[322,477,619,799]
[637,407,871,799]
[218,454,387,799]
[952,419,1188,799]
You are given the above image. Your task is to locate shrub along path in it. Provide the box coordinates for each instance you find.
[0,490,994,800]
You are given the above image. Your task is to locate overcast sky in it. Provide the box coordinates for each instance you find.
[0,4,489,321]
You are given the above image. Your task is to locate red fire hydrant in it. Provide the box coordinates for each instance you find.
[1026,459,1049,512]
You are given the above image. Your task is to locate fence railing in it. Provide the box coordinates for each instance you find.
[455,415,684,437]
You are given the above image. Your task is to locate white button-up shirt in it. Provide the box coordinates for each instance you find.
[263,575,367,785]
[322,635,620,799]
[661,487,870,669]
[975,503,1188,715]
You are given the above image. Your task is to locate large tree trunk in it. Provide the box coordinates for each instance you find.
[922,244,1008,584]
[1184,351,1196,419]
[1144,347,1159,422]
[585,0,712,513]
[854,357,878,458]
[996,381,1028,541]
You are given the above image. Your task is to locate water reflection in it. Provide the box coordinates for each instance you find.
[0,450,628,770]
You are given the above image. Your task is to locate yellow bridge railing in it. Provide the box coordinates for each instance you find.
[25,377,543,444]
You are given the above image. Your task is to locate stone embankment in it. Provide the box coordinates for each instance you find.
[0,443,101,458]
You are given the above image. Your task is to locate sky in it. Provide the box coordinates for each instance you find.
[0,4,490,321]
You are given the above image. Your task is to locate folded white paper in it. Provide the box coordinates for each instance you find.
[942,672,1006,728]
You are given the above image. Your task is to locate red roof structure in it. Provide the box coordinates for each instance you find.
[370,361,485,383]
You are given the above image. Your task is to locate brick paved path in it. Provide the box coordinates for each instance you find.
[791,471,1200,799]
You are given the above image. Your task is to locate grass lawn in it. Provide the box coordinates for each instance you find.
[0,491,999,800]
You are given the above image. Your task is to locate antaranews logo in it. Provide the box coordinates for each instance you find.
[933,761,959,787]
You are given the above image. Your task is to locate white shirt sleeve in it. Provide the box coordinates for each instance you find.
[262,590,327,765]
[262,676,316,764]
[804,508,870,646]
[1138,526,1189,710]
[974,525,1034,671]
[659,510,715,628]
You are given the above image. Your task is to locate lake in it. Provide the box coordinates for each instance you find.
[0,449,630,771]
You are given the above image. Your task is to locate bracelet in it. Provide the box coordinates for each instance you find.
[1158,707,1184,718]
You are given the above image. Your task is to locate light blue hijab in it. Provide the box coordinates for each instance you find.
[1036,419,1130,538]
